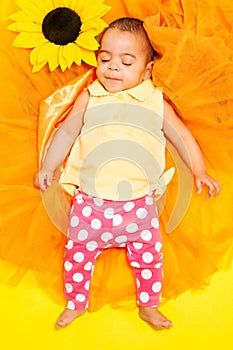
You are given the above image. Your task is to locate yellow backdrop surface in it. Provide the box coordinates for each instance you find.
[0,0,233,349]
[0,259,232,350]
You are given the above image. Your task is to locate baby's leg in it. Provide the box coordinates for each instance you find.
[127,234,173,329]
[56,239,102,328]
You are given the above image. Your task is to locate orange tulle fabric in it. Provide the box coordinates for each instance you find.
[0,0,232,311]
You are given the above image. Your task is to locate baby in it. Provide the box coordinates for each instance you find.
[35,17,221,330]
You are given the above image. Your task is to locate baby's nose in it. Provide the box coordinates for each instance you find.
[108,63,119,71]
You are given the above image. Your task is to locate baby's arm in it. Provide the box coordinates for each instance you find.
[35,89,90,192]
[163,99,221,198]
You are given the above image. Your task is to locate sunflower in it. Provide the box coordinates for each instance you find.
[7,0,111,72]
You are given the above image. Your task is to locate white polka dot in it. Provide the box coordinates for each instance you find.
[140,230,153,241]
[86,240,98,251]
[123,202,135,212]
[130,261,141,268]
[77,229,88,241]
[152,281,162,293]
[155,242,162,252]
[132,242,143,250]
[145,196,154,205]
[136,208,148,219]
[125,223,138,233]
[142,252,154,264]
[65,283,73,293]
[67,300,75,310]
[73,272,84,282]
[84,281,90,290]
[139,292,150,303]
[84,262,92,271]
[101,232,113,242]
[136,278,140,288]
[93,197,104,206]
[64,261,73,271]
[154,262,163,269]
[66,240,74,250]
[82,206,92,217]
[75,294,86,302]
[91,218,102,230]
[115,235,127,243]
[113,214,123,226]
[76,194,84,204]
[141,269,153,280]
[151,217,159,229]
[70,215,79,227]
[73,252,85,263]
[104,207,114,219]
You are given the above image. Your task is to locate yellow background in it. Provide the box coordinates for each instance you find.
[1,1,233,349]
[1,260,232,350]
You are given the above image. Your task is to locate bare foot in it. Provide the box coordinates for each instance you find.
[138,306,173,330]
[56,308,86,328]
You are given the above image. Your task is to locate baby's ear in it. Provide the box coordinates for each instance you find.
[144,61,154,79]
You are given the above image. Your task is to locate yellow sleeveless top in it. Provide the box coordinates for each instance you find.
[60,79,174,200]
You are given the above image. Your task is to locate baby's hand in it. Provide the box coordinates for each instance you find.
[195,173,221,199]
[34,168,54,192]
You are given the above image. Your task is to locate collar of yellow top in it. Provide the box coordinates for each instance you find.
[88,79,155,102]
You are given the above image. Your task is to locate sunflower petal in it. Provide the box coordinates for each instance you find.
[30,0,56,14]
[7,20,41,33]
[29,42,58,66]
[58,46,68,72]
[72,0,86,12]
[81,18,108,36]
[9,10,29,22]
[32,60,47,73]
[80,48,97,67]
[17,0,45,23]
[52,0,65,8]
[13,32,47,48]
[48,53,59,72]
[76,32,99,50]
[68,0,82,11]
[37,42,59,63]
[70,43,82,66]
[30,46,41,65]
[79,4,111,23]
[62,43,75,69]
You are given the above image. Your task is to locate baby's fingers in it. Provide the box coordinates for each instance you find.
[195,176,221,199]
[206,181,221,199]
[35,172,52,192]
[212,181,221,197]
[41,175,52,192]
[195,178,203,195]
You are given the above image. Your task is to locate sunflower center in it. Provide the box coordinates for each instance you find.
[42,7,81,45]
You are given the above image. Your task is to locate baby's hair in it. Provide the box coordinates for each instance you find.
[106,17,156,61]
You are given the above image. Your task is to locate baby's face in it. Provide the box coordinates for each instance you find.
[96,28,153,93]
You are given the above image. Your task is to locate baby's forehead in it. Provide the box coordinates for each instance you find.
[101,27,143,42]
[100,29,146,48]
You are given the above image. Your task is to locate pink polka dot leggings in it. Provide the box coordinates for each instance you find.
[64,189,163,311]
